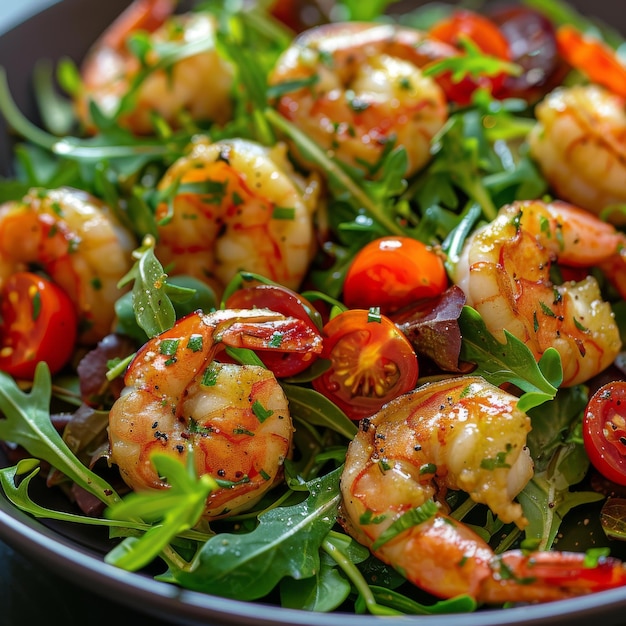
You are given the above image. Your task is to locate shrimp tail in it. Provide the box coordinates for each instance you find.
[479,549,626,604]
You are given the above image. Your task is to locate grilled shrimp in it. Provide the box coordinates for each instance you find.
[528,85,626,223]
[340,376,626,603]
[155,137,320,296]
[0,187,135,345]
[452,199,625,387]
[108,308,323,519]
[268,21,452,177]
[76,0,234,134]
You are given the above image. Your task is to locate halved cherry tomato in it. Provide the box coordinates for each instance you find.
[583,381,626,486]
[0,272,78,379]
[429,9,511,104]
[224,283,322,377]
[556,25,626,99]
[342,237,448,315]
[312,309,419,420]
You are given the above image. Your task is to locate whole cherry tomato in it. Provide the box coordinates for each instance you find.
[342,237,448,314]
[583,381,626,486]
[224,283,322,377]
[429,9,511,104]
[312,309,419,420]
[0,272,78,379]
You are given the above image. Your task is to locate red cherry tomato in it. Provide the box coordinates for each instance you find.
[343,237,448,314]
[0,272,78,379]
[312,309,419,420]
[224,283,322,377]
[556,25,626,99]
[583,381,626,486]
[429,9,511,104]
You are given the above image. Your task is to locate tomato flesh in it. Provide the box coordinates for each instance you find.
[312,309,419,420]
[224,283,322,377]
[343,237,448,314]
[0,272,78,379]
[583,381,626,486]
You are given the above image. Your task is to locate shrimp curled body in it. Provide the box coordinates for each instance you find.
[0,187,135,345]
[108,308,323,520]
[77,0,234,134]
[340,376,626,603]
[453,199,625,387]
[268,21,452,177]
[155,137,320,296]
[529,85,626,223]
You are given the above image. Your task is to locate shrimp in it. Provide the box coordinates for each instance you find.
[452,199,625,387]
[340,376,626,603]
[267,21,453,177]
[528,85,626,223]
[0,187,135,345]
[154,136,320,297]
[108,307,323,519]
[76,0,234,134]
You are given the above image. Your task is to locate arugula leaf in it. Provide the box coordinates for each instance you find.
[459,306,562,411]
[167,466,342,600]
[526,385,588,473]
[279,547,352,612]
[105,453,216,571]
[519,463,603,550]
[118,235,177,338]
[0,364,120,507]
[423,37,521,84]
[282,383,358,440]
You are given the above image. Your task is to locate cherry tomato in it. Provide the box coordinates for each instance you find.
[583,381,626,486]
[0,272,78,379]
[224,283,322,377]
[556,25,626,99]
[342,237,448,314]
[429,9,511,104]
[312,309,419,420]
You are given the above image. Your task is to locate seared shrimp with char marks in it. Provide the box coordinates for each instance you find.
[108,308,323,520]
[340,376,626,603]
[268,21,453,177]
[0,187,135,345]
[76,0,234,134]
[529,85,626,223]
[453,199,625,387]
[155,137,320,296]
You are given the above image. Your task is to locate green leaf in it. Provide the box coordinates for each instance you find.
[0,365,120,506]
[459,306,561,411]
[167,466,343,600]
[279,553,351,612]
[282,383,358,440]
[518,469,603,550]
[105,453,216,571]
[119,235,177,338]
[526,385,588,474]
[360,586,477,615]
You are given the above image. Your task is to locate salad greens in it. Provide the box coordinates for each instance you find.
[0,0,625,618]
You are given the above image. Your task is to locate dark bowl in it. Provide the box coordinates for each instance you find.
[1,1,626,625]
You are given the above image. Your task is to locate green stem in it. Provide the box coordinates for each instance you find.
[0,67,57,150]
[264,108,406,236]
[322,532,403,616]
